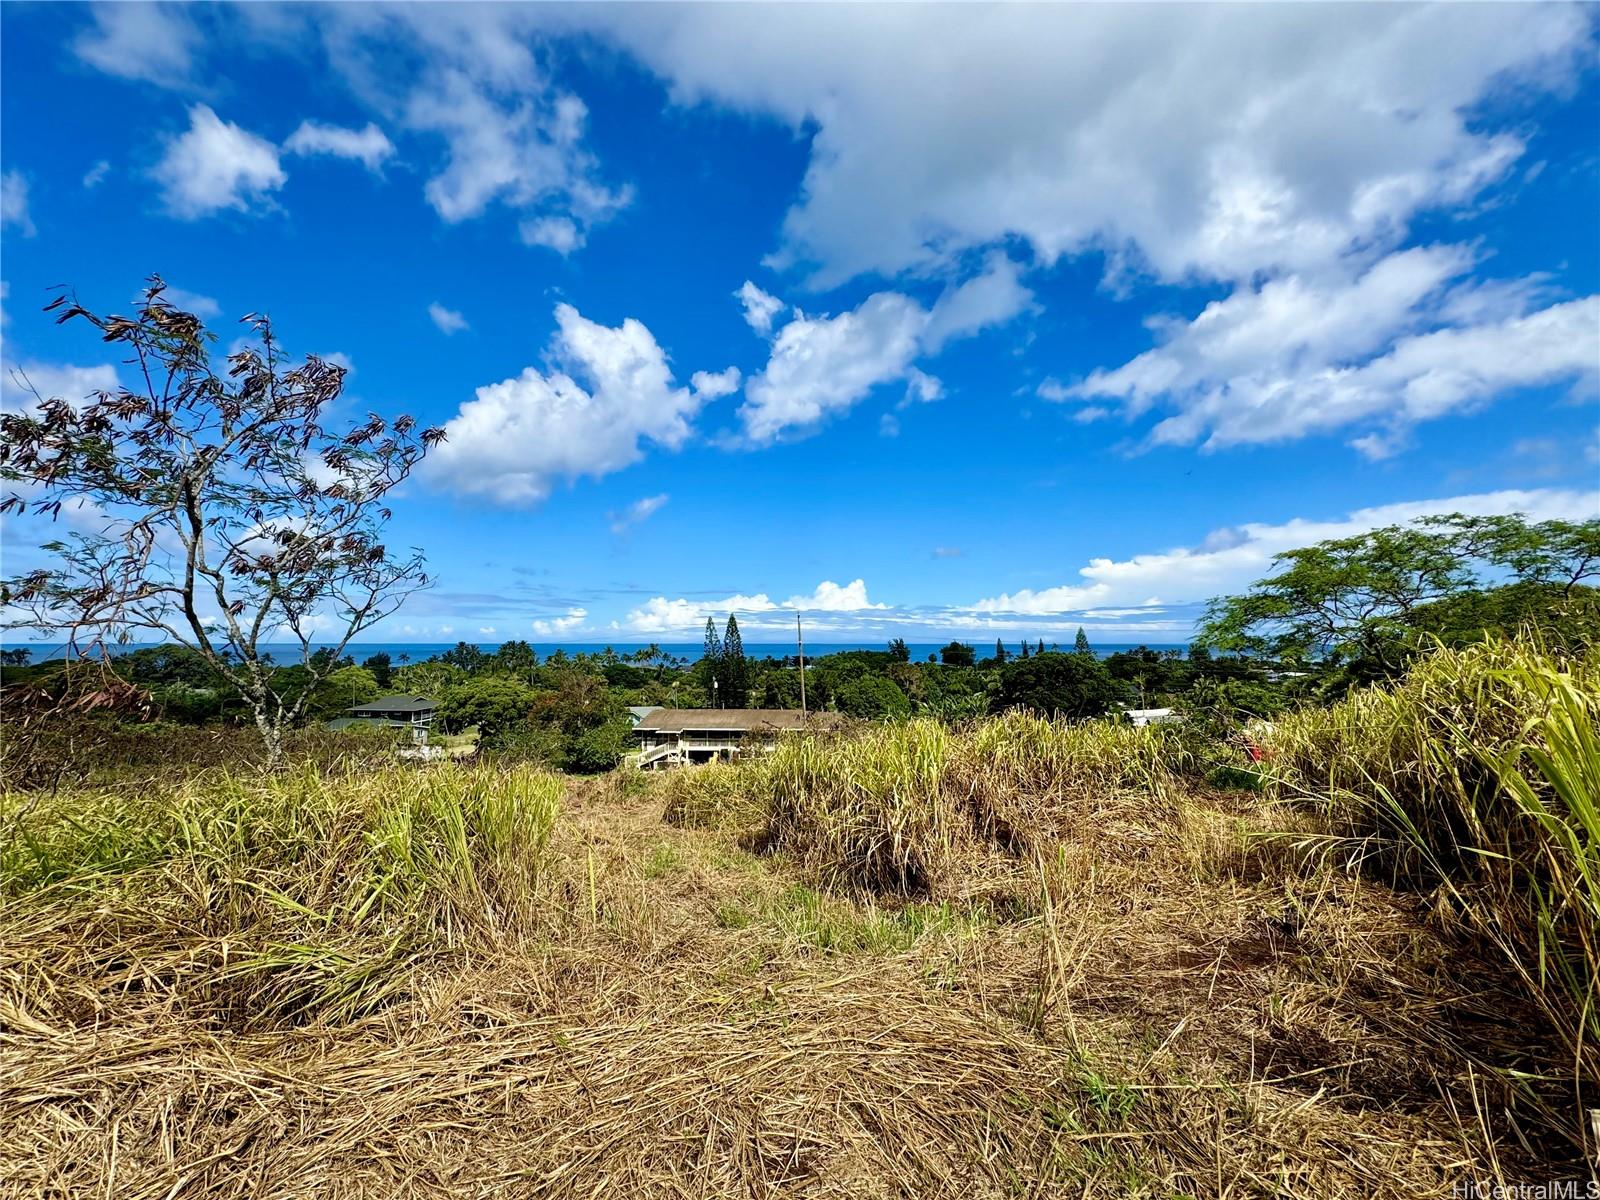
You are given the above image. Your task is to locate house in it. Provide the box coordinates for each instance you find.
[631,708,846,769]
[626,705,662,727]
[1119,707,1181,728]
[327,694,439,735]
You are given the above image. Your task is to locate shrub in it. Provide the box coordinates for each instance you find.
[662,760,770,830]
[1266,637,1599,1153]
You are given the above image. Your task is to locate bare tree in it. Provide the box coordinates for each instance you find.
[1,277,444,766]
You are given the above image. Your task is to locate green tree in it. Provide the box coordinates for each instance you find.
[440,641,488,673]
[887,637,910,662]
[439,676,536,745]
[994,652,1121,719]
[494,639,538,684]
[723,615,748,707]
[361,652,392,689]
[0,278,440,766]
[1199,513,1600,675]
[1019,640,1030,659]
[1037,638,1046,656]
[834,674,911,718]
[312,665,379,718]
[702,617,723,704]
[994,638,1009,663]
[1074,628,1092,656]
[939,641,976,667]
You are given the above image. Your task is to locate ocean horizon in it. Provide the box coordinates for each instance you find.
[12,639,1193,664]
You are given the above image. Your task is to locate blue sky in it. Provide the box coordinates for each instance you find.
[2,3,1598,645]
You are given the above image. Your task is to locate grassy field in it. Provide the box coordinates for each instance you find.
[1,639,1594,1197]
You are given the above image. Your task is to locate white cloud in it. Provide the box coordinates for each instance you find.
[428,302,469,335]
[152,105,286,219]
[2,362,119,415]
[520,215,581,253]
[531,607,588,636]
[404,66,628,245]
[159,286,221,319]
[1,172,35,237]
[620,592,779,635]
[785,579,883,611]
[921,253,1034,352]
[426,304,716,504]
[609,493,669,535]
[973,488,1600,615]
[1071,247,1600,454]
[581,5,1590,287]
[738,291,928,444]
[73,2,199,87]
[83,161,111,189]
[479,626,497,635]
[619,579,883,634]
[283,120,395,171]
[690,367,741,400]
[735,262,1027,442]
[932,546,963,559]
[736,281,785,334]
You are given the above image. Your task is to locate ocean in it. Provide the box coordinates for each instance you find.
[14,639,1192,664]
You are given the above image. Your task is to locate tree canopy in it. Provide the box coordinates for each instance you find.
[1198,512,1600,675]
[0,278,442,764]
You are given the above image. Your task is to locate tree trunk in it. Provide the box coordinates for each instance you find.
[253,709,285,770]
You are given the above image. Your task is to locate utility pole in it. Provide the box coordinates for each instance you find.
[796,612,807,720]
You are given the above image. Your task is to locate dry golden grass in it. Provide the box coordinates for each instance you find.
[1,673,1591,1197]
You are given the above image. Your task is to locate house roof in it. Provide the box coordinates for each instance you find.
[350,694,438,714]
[627,705,663,723]
[632,708,847,734]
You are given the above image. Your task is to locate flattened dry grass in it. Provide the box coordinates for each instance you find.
[2,651,1592,1197]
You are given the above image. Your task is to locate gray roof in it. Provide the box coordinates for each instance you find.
[350,694,438,715]
[633,708,847,734]
[627,705,663,723]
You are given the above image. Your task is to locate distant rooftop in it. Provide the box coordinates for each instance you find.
[350,694,438,715]
[632,708,846,734]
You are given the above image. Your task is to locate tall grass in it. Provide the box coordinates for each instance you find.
[0,763,561,1025]
[1266,638,1599,1155]
[764,714,1184,893]
[661,759,771,830]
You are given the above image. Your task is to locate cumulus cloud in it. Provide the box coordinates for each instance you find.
[2,361,119,415]
[402,63,628,248]
[73,2,199,87]
[428,302,469,335]
[609,493,669,535]
[921,253,1035,351]
[1071,247,1600,455]
[973,488,1600,615]
[159,286,221,319]
[426,304,726,504]
[736,281,785,334]
[284,120,395,171]
[580,5,1590,287]
[1,171,35,237]
[152,105,286,218]
[531,607,588,636]
[620,592,779,635]
[736,254,1031,442]
[618,578,883,633]
[690,367,741,400]
[739,292,927,444]
[785,579,883,611]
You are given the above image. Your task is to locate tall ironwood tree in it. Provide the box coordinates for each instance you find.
[722,614,748,707]
[0,278,444,765]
